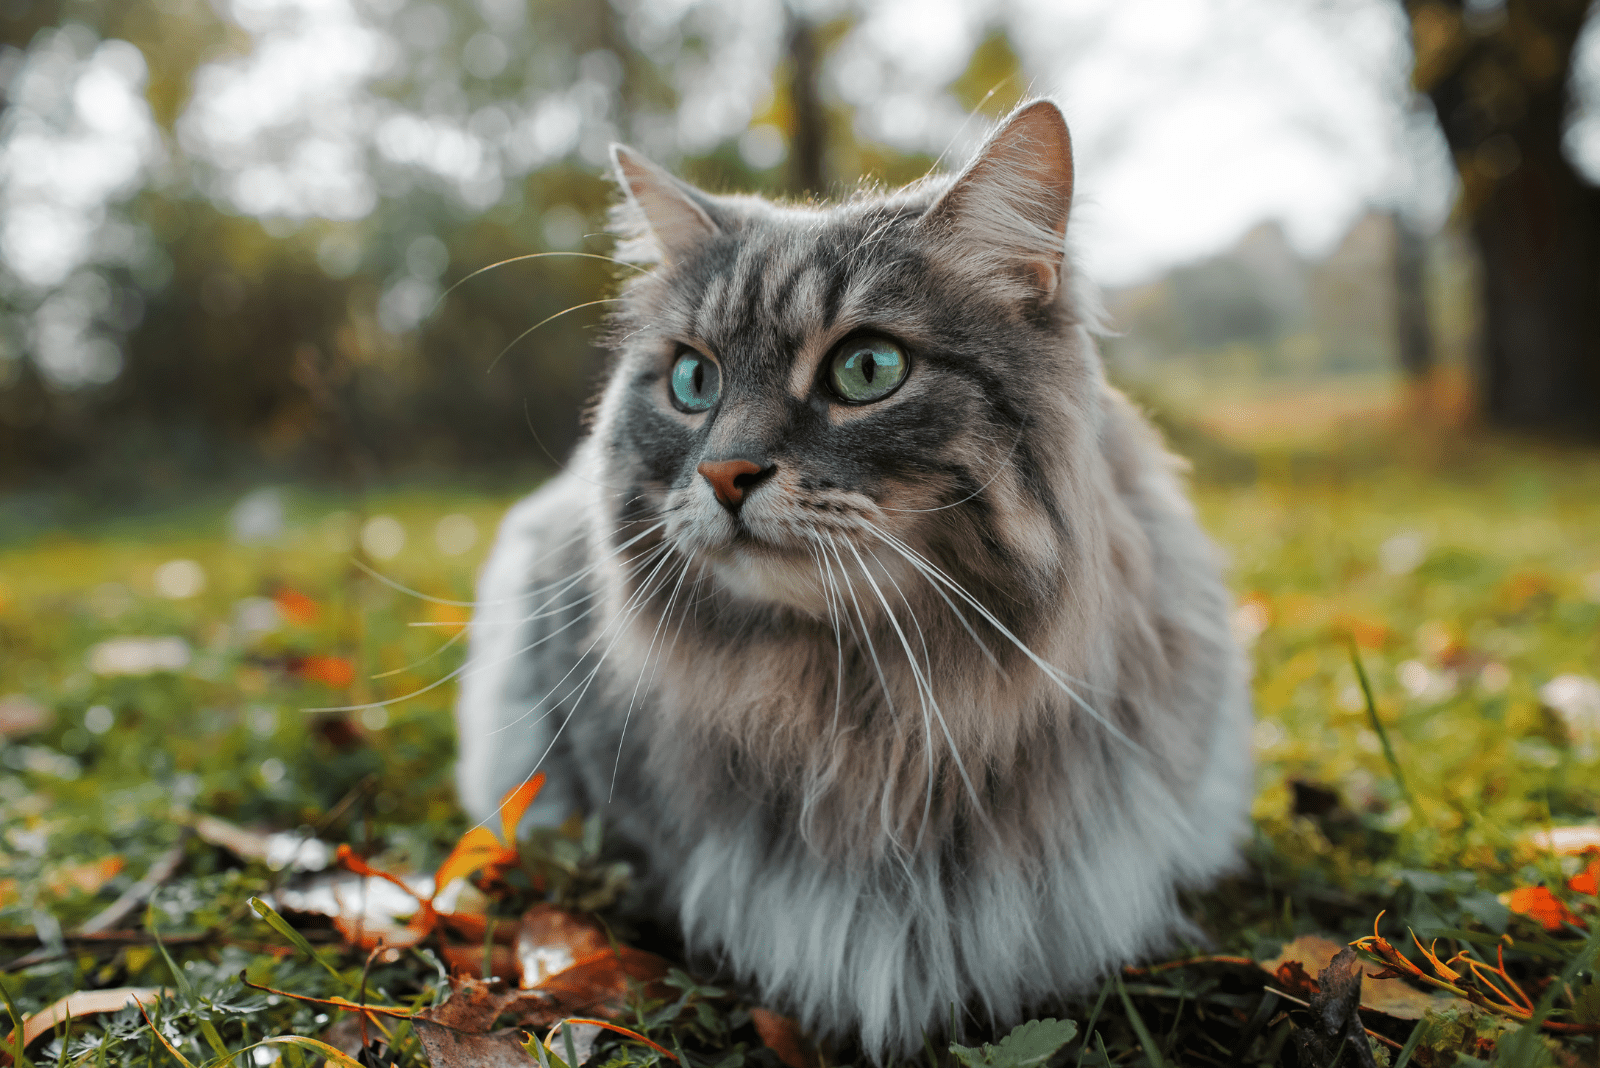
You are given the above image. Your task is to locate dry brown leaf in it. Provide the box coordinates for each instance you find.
[412,979,550,1068]
[440,941,520,982]
[515,905,613,987]
[6,987,169,1052]
[750,1008,817,1068]
[1261,934,1469,1020]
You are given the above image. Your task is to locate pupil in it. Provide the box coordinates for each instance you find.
[692,361,703,395]
[861,353,875,383]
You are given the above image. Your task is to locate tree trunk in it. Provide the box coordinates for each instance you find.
[1469,138,1600,431]
[1410,0,1600,435]
[1391,210,1436,380]
[785,10,826,196]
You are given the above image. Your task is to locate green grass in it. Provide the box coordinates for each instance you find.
[2,426,1598,1067]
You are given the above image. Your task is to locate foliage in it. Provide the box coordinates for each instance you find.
[2,423,1600,1065]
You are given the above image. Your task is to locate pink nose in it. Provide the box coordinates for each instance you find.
[697,459,772,512]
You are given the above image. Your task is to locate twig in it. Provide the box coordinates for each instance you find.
[81,833,192,934]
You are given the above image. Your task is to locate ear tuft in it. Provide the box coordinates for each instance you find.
[608,145,720,266]
[923,100,1074,298]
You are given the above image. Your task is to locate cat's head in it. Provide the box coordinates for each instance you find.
[590,100,1107,616]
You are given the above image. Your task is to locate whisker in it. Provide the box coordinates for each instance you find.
[869,526,1139,754]
[431,250,649,318]
[609,551,693,802]
[303,533,667,714]
[842,535,993,847]
[818,532,913,859]
[488,297,623,373]
[370,625,468,680]
[481,541,676,735]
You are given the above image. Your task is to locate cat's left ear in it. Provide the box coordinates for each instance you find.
[609,145,722,266]
[923,100,1074,299]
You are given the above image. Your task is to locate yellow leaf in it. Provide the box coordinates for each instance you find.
[434,827,518,893]
[499,773,545,847]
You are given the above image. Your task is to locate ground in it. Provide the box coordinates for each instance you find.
[2,404,1599,1067]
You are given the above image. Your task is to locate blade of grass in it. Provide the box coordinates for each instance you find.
[563,1020,580,1068]
[1392,1018,1426,1068]
[1074,976,1113,1068]
[214,1038,365,1068]
[1115,974,1167,1068]
[2,977,38,1068]
[1349,645,1413,806]
[247,897,349,989]
[135,1000,196,1068]
[146,909,231,1065]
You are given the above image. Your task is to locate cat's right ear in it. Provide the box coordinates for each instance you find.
[609,145,721,266]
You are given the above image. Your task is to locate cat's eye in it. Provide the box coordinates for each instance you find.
[827,335,908,404]
[670,351,721,413]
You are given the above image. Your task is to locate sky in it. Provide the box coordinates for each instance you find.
[5,0,1600,388]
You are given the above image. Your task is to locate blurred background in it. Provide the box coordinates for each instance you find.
[3,0,1598,520]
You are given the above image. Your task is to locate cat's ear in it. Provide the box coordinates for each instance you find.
[609,145,721,265]
[923,100,1074,298]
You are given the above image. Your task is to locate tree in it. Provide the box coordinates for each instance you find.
[1404,0,1600,435]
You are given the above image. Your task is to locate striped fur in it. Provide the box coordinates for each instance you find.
[455,101,1252,1059]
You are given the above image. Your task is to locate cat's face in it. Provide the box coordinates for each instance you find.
[593,103,1093,616]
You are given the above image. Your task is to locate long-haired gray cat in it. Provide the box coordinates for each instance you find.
[455,99,1253,1059]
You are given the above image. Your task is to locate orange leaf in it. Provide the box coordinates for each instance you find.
[499,774,545,847]
[298,655,354,688]
[433,827,518,893]
[1506,887,1583,931]
[274,587,320,625]
[1570,859,1599,897]
[336,845,427,902]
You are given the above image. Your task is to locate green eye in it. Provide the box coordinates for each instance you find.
[670,352,721,412]
[828,335,908,403]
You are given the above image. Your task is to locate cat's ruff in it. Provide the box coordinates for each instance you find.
[455,99,1253,1059]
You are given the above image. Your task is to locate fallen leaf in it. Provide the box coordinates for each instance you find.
[296,655,355,688]
[1262,935,1468,1020]
[1504,887,1584,931]
[412,979,550,1068]
[1291,947,1379,1068]
[515,905,611,987]
[1572,859,1599,897]
[750,1009,814,1068]
[433,774,545,893]
[46,856,124,898]
[440,941,519,982]
[5,987,170,1052]
[192,814,332,871]
[274,587,320,625]
[532,947,670,1018]
[435,827,520,893]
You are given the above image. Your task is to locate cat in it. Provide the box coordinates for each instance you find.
[454,99,1253,1060]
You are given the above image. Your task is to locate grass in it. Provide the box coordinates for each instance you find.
[2,418,1599,1067]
